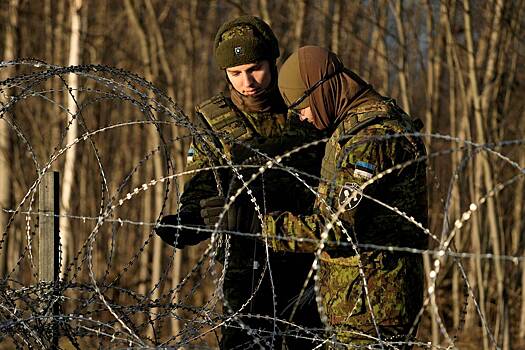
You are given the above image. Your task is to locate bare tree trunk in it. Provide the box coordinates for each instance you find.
[330,0,342,52]
[443,1,462,326]
[517,152,525,339]
[181,1,196,119]
[480,0,506,145]
[144,0,185,191]
[501,2,524,139]
[145,1,190,337]
[124,0,168,341]
[292,0,307,50]
[44,0,52,62]
[511,156,524,256]
[520,259,525,339]
[439,1,487,341]
[486,4,516,348]
[60,0,82,278]
[145,0,195,334]
[52,0,66,146]
[139,165,153,327]
[124,0,154,335]
[463,1,504,346]
[166,0,200,338]
[466,178,489,349]
[258,0,271,27]
[370,1,389,94]
[145,35,164,342]
[0,0,18,277]
[424,254,439,345]
[424,0,444,143]
[480,0,504,117]
[391,0,410,113]
[322,0,332,48]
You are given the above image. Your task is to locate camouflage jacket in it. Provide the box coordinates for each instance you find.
[157,93,325,346]
[179,93,325,241]
[158,93,324,245]
[262,99,428,345]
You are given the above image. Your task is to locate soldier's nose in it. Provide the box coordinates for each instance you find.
[244,74,255,86]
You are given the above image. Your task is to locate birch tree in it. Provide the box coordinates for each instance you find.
[391,0,411,113]
[0,0,19,277]
[59,0,82,278]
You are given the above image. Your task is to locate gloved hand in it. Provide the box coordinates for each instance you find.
[200,196,237,231]
[155,214,209,248]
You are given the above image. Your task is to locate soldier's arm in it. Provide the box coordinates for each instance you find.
[258,127,386,253]
[156,113,225,247]
[330,125,426,247]
[156,142,221,247]
[261,126,416,253]
[262,211,324,253]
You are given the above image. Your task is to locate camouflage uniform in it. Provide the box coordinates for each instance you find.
[157,16,327,349]
[263,99,428,348]
[160,93,325,349]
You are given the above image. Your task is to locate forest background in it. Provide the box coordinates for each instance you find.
[0,0,524,349]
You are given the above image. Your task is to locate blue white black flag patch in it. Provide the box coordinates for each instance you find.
[186,147,195,163]
[353,161,376,179]
[338,182,362,211]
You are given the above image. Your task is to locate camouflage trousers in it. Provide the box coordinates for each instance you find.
[318,251,424,349]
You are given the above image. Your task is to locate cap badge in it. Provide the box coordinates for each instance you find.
[234,46,244,56]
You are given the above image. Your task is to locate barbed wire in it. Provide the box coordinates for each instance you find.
[0,59,523,349]
[3,208,525,264]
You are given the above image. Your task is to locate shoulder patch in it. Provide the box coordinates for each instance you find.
[338,182,362,211]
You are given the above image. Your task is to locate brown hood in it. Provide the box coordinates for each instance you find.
[297,46,383,130]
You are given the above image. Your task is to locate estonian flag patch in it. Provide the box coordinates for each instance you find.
[353,161,376,179]
[186,147,195,163]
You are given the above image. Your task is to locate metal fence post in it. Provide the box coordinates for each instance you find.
[38,171,60,347]
[39,171,59,282]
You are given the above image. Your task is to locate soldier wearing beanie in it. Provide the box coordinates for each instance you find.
[156,17,324,349]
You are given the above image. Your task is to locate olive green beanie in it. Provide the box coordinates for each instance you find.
[214,15,280,69]
[278,51,309,109]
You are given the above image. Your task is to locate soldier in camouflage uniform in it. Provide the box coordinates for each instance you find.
[155,18,324,349]
[262,46,429,348]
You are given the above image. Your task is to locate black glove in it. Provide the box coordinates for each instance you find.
[200,196,237,231]
[155,213,209,248]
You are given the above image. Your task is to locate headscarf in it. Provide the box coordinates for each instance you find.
[280,46,383,130]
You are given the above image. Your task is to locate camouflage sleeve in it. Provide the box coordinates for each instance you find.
[258,126,390,253]
[156,113,225,247]
[262,211,324,253]
[262,123,426,252]
[258,126,386,253]
[329,124,427,248]
[325,126,390,246]
[178,139,222,220]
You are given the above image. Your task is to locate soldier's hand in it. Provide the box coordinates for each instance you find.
[155,214,209,248]
[200,196,237,231]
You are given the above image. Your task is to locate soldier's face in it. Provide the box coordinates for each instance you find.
[226,60,272,96]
